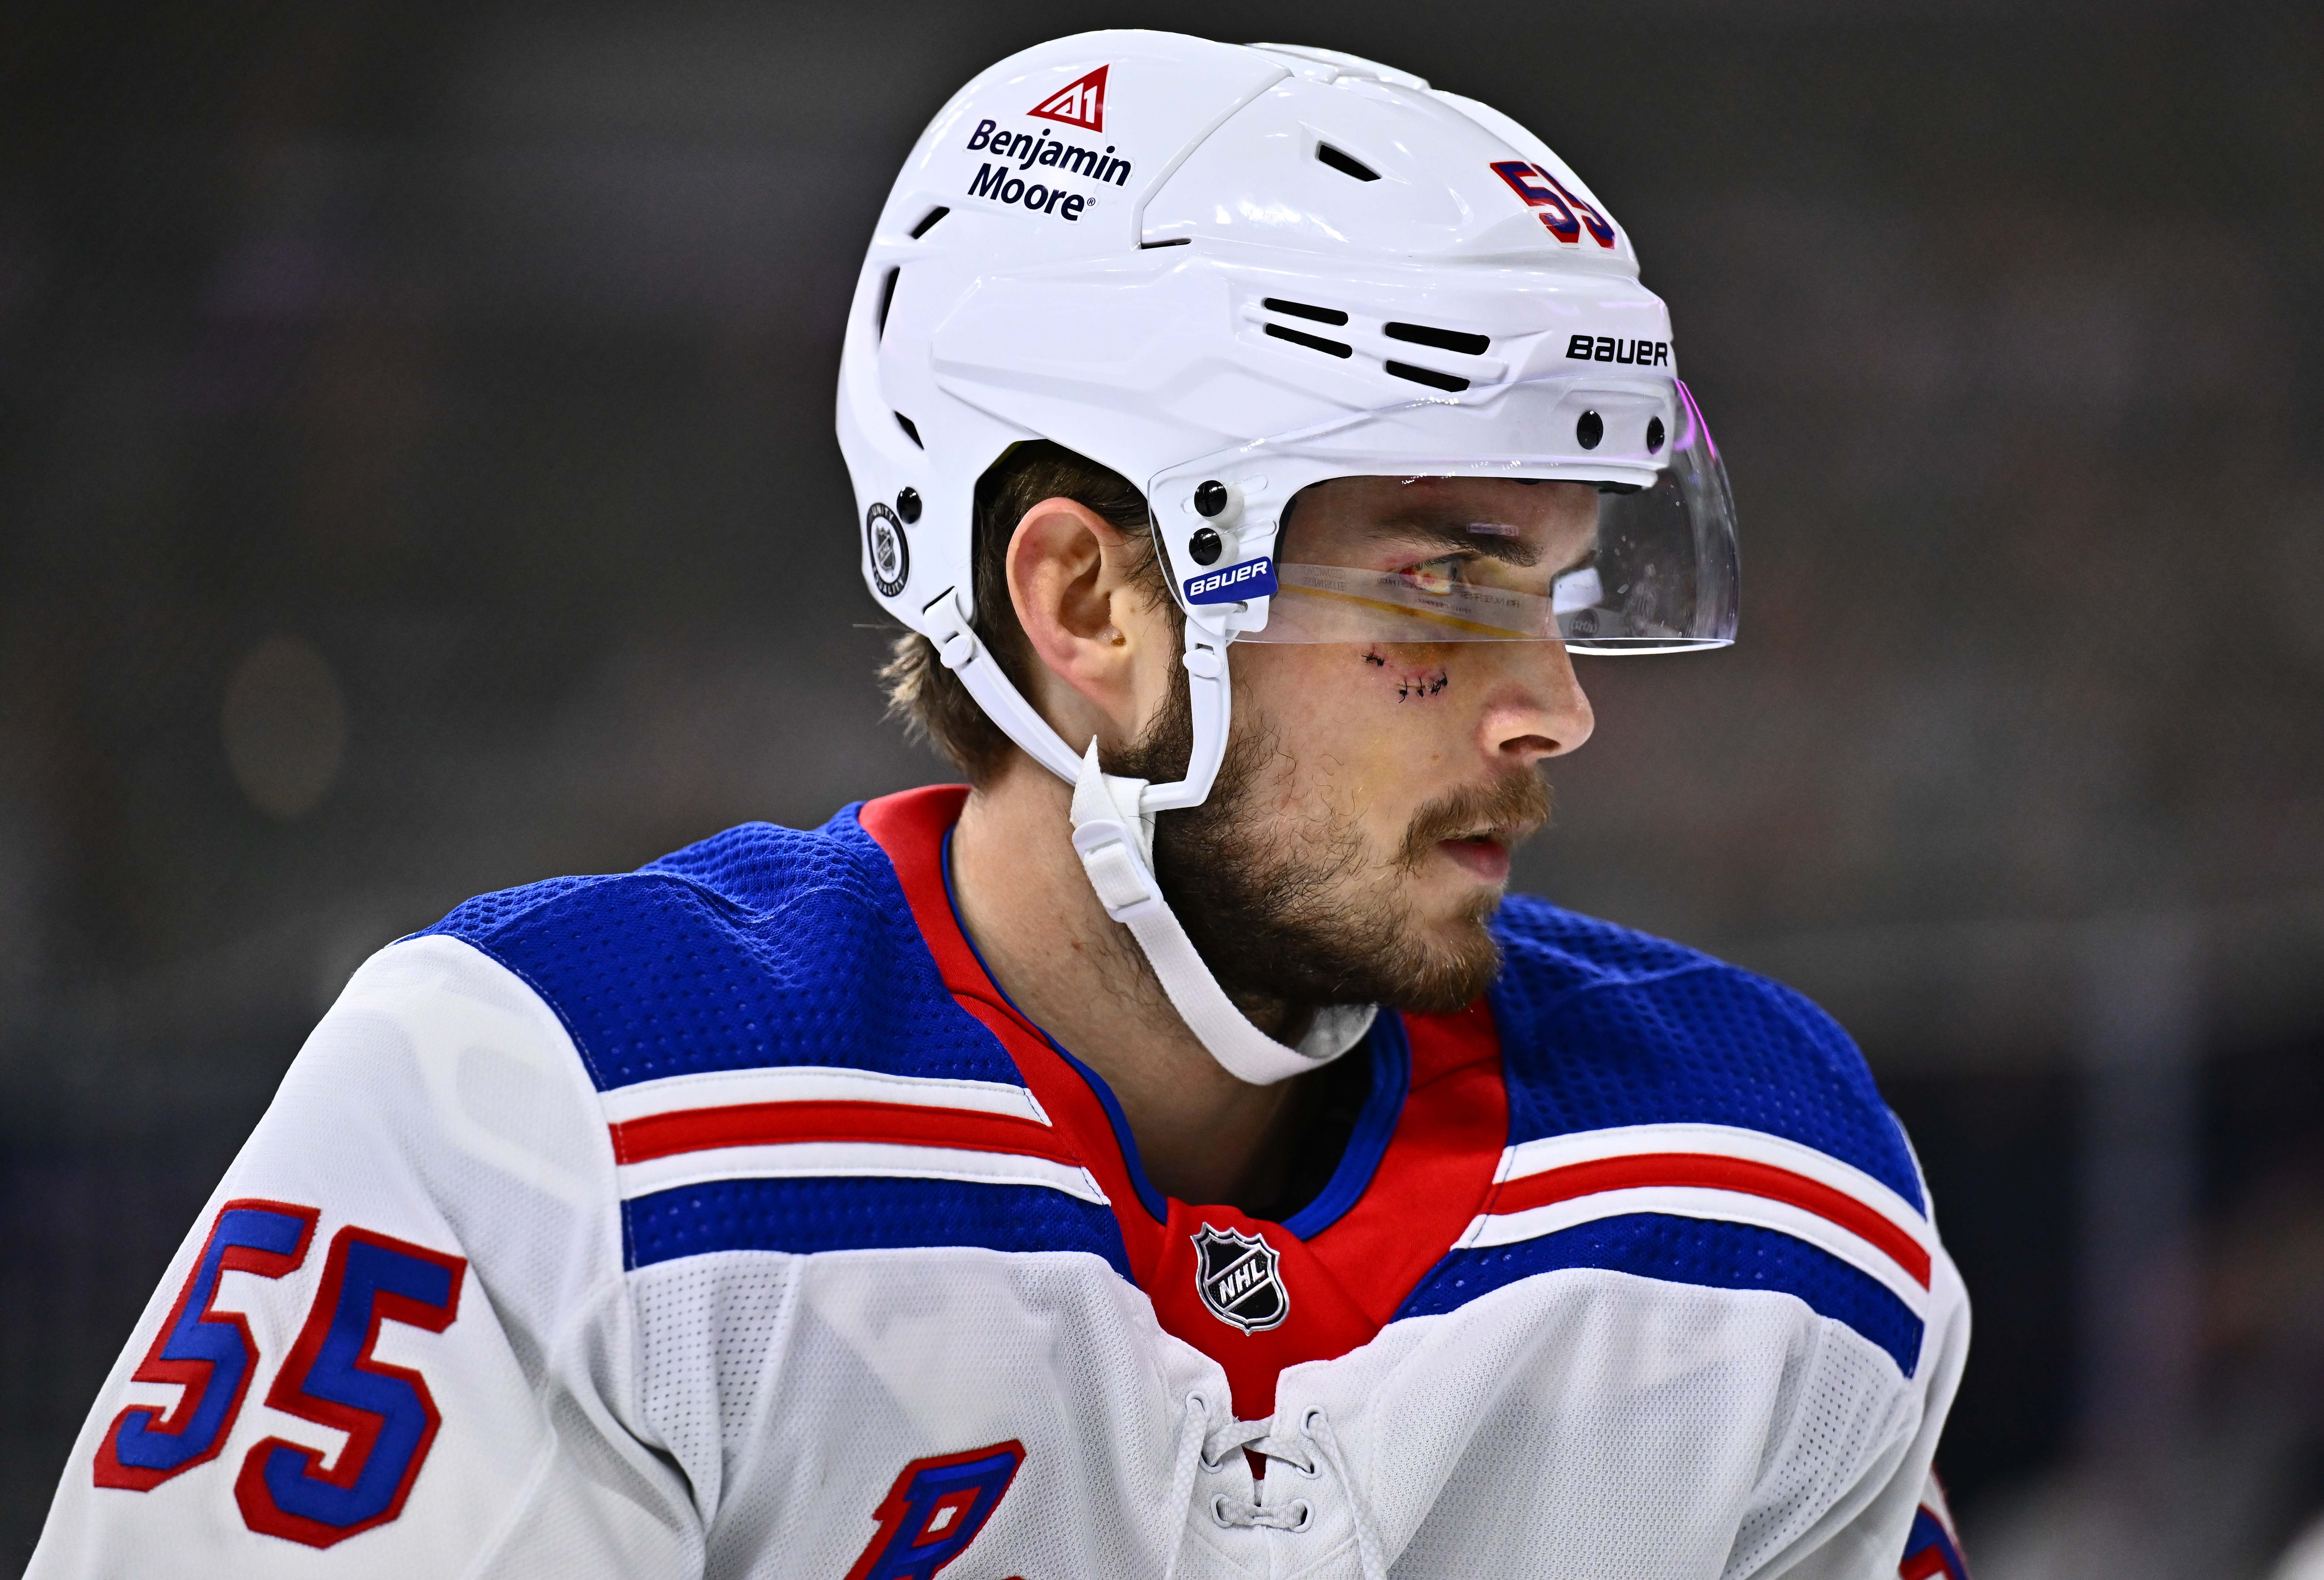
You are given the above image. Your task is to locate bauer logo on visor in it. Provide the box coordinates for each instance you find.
[1184,556,1277,605]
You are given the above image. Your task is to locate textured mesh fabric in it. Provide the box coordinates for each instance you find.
[1398,1213,1923,1373]
[628,1254,799,1530]
[629,1249,1210,1580]
[1489,894,1923,1207]
[1279,1269,1929,1580]
[418,809,1024,1091]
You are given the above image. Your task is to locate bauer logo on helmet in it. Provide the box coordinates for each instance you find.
[1183,556,1277,606]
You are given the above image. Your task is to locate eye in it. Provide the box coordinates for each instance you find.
[1395,556,1467,597]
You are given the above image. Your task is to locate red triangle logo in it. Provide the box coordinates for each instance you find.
[1027,65,1107,132]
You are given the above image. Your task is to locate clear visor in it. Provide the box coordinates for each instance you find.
[1241,385,1737,654]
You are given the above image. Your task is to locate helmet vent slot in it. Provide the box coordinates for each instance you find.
[894,412,923,447]
[1265,324,1353,359]
[1385,361,1469,393]
[1315,143,1380,182]
[876,267,901,336]
[908,206,949,239]
[1384,322,1489,356]
[1140,238,1192,248]
[1262,298,1349,326]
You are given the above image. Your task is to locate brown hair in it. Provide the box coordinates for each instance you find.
[880,441,1173,781]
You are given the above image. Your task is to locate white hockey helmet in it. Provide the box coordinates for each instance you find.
[837,32,1738,1083]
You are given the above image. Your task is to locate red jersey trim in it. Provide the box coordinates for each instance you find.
[1491,1152,1933,1288]
[609,1101,1084,1169]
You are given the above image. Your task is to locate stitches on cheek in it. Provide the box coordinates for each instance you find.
[1397,669,1449,703]
[1359,648,1449,702]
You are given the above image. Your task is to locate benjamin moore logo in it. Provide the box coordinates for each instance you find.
[1184,556,1276,606]
[958,62,1126,228]
[1028,65,1107,132]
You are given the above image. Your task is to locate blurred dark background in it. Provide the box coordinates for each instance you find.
[4,2,2322,1574]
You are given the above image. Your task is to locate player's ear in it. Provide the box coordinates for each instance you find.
[1005,496,1170,748]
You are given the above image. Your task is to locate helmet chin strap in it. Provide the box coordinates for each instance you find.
[927,587,1373,1085]
[1068,741,1375,1086]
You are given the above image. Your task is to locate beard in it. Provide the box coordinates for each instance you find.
[1105,677,1551,1019]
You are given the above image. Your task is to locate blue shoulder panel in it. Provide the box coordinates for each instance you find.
[416,808,1024,1092]
[418,809,1133,1274]
[1385,898,1932,1372]
[1487,894,1921,1209]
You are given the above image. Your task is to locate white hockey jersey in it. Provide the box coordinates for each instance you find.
[30,786,1972,1579]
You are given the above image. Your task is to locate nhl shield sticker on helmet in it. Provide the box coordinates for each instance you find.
[1026,64,1106,131]
[1192,1225,1289,1333]
[865,502,908,598]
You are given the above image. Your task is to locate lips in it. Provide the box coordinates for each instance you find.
[1396,772,1552,873]
[1435,834,1512,883]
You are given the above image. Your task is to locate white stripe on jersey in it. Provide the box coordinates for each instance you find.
[614,1141,1110,1205]
[1494,1121,1929,1234]
[599,1065,1053,1126]
[1460,1122,1938,1316]
[1460,1184,1930,1316]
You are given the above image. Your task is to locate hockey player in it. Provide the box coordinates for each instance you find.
[30,32,1972,1580]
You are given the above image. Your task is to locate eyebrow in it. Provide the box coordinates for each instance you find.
[1366,511,1547,566]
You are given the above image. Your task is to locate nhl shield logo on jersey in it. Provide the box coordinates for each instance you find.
[1191,1225,1288,1333]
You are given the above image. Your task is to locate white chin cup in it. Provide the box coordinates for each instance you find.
[1068,741,1374,1085]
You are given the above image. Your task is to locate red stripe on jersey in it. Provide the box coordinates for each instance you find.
[1489,1152,1931,1288]
[610,1100,1082,1168]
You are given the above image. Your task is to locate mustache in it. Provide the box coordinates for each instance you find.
[1397,771,1554,870]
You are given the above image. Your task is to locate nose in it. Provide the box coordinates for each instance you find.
[1479,640,1595,766]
